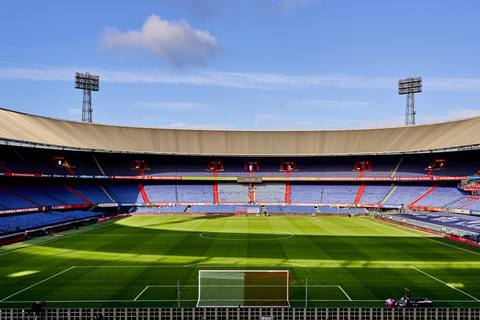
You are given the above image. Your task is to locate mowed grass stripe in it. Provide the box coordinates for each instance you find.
[1,216,480,308]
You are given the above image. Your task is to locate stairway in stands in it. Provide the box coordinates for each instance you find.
[99,185,116,203]
[380,184,397,205]
[92,154,106,175]
[409,184,440,206]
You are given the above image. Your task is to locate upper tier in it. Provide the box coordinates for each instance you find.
[1,108,480,156]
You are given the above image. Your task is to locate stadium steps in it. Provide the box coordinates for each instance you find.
[314,205,321,213]
[99,185,116,203]
[390,157,403,177]
[261,205,266,213]
[409,184,440,207]
[0,164,10,172]
[380,184,397,205]
[185,205,191,212]
[0,186,41,207]
[92,154,106,175]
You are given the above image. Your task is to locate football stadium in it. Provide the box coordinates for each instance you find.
[1,108,480,320]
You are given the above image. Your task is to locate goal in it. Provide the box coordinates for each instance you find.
[197,270,290,307]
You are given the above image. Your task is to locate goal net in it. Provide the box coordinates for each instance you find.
[197,270,290,307]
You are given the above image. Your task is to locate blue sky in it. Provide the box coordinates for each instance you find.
[1,0,479,130]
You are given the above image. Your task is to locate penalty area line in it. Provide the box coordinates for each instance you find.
[0,266,76,302]
[338,286,352,301]
[134,286,150,301]
[412,267,480,302]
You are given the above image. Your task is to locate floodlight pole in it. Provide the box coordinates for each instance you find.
[398,77,422,126]
[75,72,99,123]
[82,89,93,123]
[405,93,414,126]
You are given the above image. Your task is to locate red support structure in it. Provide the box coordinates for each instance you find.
[249,184,255,203]
[63,184,94,205]
[213,183,219,204]
[138,183,150,205]
[409,184,440,206]
[458,198,478,209]
[354,183,365,204]
[285,182,291,204]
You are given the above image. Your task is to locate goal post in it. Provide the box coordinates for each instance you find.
[197,270,290,307]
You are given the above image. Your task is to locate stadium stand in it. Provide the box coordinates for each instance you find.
[382,184,434,206]
[413,185,467,208]
[358,184,394,204]
[0,210,97,234]
[176,183,214,202]
[1,108,480,237]
[265,205,316,213]
[254,183,285,203]
[102,183,145,204]
[0,187,38,209]
[218,183,251,203]
[66,183,113,204]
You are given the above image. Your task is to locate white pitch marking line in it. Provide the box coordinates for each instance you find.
[173,216,182,221]
[338,286,352,301]
[1,300,199,303]
[412,267,480,302]
[365,218,480,256]
[0,221,115,257]
[0,266,76,302]
[312,217,321,223]
[134,286,150,301]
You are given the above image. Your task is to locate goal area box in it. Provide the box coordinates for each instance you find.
[197,270,290,307]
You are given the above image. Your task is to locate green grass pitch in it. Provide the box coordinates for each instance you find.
[1,215,480,308]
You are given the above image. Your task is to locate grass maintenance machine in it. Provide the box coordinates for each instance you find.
[385,288,433,308]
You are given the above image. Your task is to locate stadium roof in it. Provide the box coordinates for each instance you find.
[0,108,479,156]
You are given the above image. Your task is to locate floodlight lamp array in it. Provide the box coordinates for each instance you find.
[398,77,422,95]
[75,72,99,91]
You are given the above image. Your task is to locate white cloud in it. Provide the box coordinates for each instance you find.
[68,108,81,115]
[254,114,279,126]
[141,116,175,122]
[3,65,480,93]
[99,14,219,67]
[294,100,370,109]
[168,122,232,130]
[424,78,480,92]
[293,121,318,127]
[169,122,188,128]
[362,116,405,129]
[189,124,233,130]
[137,102,209,111]
[420,109,480,123]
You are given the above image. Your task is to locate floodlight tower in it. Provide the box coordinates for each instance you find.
[75,72,99,123]
[398,77,422,126]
